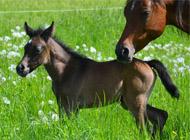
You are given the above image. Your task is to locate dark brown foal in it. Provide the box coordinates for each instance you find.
[16,22,179,136]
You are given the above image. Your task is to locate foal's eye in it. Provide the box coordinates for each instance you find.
[35,46,43,54]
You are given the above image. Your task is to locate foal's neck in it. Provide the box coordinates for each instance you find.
[44,38,72,82]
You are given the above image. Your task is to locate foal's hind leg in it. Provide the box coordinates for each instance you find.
[122,94,147,131]
[120,96,128,110]
[146,104,168,136]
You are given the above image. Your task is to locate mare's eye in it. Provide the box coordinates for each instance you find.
[142,11,148,17]
[141,10,149,22]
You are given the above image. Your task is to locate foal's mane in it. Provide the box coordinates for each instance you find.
[53,37,87,59]
[33,27,87,60]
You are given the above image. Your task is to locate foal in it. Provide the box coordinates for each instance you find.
[16,22,179,136]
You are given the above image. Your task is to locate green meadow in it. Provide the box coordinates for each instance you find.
[0,0,189,139]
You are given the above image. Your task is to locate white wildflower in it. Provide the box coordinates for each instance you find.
[143,56,152,61]
[12,45,19,51]
[11,29,14,33]
[52,113,59,121]
[107,57,114,61]
[144,46,150,51]
[48,100,54,105]
[2,77,6,82]
[15,26,21,31]
[176,57,184,63]
[84,47,88,51]
[186,47,190,52]
[0,50,7,55]
[7,43,12,47]
[38,110,44,116]
[7,51,20,58]
[26,72,36,78]
[38,110,48,123]
[44,24,49,28]
[97,52,102,61]
[155,44,162,49]
[82,44,87,48]
[4,36,11,42]
[8,64,16,72]
[47,76,52,81]
[12,31,24,38]
[12,81,16,85]
[20,32,26,36]
[178,67,185,73]
[97,56,102,61]
[90,47,96,53]
[41,101,45,107]
[135,53,142,57]
[41,116,48,123]
[75,45,80,50]
[2,97,10,105]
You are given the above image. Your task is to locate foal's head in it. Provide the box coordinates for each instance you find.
[16,22,55,77]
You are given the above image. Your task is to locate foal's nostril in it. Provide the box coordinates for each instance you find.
[20,64,25,71]
[16,63,30,77]
[16,64,25,73]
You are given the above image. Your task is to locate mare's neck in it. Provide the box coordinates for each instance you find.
[44,38,71,82]
[165,0,190,33]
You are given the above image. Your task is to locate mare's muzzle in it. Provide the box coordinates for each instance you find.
[16,63,30,77]
[115,45,135,63]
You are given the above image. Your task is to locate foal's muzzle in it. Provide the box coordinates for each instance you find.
[115,45,135,63]
[16,63,30,77]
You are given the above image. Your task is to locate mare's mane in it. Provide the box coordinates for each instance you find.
[125,0,189,28]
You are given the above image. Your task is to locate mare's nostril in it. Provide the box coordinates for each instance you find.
[122,48,129,57]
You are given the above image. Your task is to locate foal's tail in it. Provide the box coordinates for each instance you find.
[146,59,179,99]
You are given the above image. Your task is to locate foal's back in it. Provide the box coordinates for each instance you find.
[77,58,154,106]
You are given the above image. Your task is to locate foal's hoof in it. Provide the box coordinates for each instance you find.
[161,111,168,127]
[151,111,168,137]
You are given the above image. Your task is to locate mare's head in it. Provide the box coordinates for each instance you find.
[16,22,55,77]
[116,0,167,63]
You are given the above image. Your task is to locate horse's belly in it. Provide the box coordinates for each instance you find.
[78,80,123,108]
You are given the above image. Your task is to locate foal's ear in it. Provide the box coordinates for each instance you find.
[41,22,55,42]
[24,22,34,38]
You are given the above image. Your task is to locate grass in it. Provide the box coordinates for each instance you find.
[0,0,190,140]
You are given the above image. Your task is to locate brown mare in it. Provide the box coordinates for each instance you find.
[16,22,179,136]
[116,0,190,62]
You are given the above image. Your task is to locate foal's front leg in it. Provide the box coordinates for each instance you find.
[57,96,79,118]
[63,102,79,118]
[56,96,65,119]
